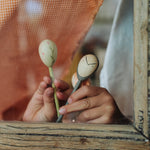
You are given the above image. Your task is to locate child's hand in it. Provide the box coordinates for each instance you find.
[23,76,56,122]
[54,79,72,104]
[23,76,72,122]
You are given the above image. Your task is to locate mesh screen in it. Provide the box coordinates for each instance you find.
[0,0,103,120]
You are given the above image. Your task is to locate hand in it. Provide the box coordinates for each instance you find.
[59,85,127,124]
[23,76,56,121]
[54,79,72,105]
[23,76,72,122]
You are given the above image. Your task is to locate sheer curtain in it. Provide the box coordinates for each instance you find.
[0,0,103,120]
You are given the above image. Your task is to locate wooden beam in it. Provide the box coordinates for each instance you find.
[0,122,149,150]
[0,0,149,150]
[134,0,150,138]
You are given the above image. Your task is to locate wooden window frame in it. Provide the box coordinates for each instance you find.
[0,0,149,149]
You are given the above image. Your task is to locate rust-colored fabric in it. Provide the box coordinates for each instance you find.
[0,0,103,120]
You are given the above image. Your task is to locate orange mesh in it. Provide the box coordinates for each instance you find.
[0,0,103,120]
[0,0,20,29]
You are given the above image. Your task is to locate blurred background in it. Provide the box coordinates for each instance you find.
[0,0,120,120]
[76,0,120,86]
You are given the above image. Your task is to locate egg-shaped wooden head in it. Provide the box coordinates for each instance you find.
[39,39,57,67]
[72,72,91,88]
[77,54,99,80]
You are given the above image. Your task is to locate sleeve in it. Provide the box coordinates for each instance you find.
[100,0,133,120]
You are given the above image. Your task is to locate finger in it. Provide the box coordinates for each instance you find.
[62,115,73,123]
[87,115,113,124]
[59,95,102,115]
[43,76,51,85]
[43,88,56,121]
[56,91,69,101]
[77,106,104,122]
[36,81,47,95]
[55,79,72,100]
[78,101,116,122]
[43,87,54,103]
[84,103,116,124]
[68,86,105,104]
[54,79,70,91]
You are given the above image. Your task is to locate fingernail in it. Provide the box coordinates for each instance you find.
[59,108,66,114]
[68,98,72,104]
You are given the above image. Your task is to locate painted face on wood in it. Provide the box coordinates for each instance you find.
[77,54,99,79]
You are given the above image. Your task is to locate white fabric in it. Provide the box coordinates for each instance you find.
[100,0,133,119]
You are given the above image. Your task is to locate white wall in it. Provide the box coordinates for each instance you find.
[85,0,119,43]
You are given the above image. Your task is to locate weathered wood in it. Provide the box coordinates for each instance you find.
[0,0,149,149]
[0,122,149,150]
[147,0,150,139]
[134,0,150,139]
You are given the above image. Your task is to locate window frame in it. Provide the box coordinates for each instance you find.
[0,0,149,149]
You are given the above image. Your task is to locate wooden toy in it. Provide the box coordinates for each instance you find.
[56,54,99,122]
[39,39,60,117]
[71,72,90,88]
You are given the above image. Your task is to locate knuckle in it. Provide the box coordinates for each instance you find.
[83,98,91,109]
